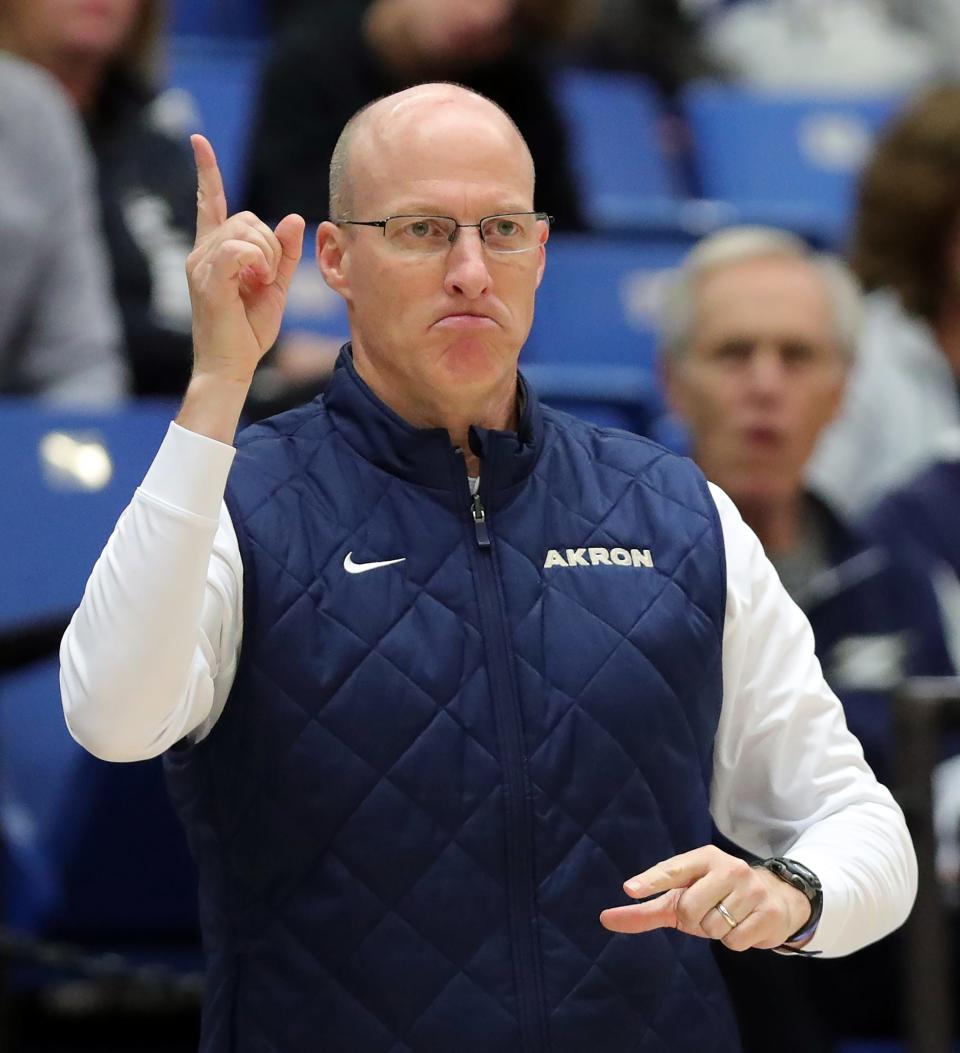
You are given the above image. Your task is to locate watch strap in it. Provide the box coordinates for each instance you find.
[751,856,823,954]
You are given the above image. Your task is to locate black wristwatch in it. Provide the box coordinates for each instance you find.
[752,857,823,950]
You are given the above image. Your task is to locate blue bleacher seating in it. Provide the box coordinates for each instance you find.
[0,399,198,950]
[281,229,349,339]
[166,36,265,206]
[524,232,691,370]
[170,0,265,39]
[0,399,177,635]
[521,232,693,434]
[551,68,690,233]
[682,83,903,245]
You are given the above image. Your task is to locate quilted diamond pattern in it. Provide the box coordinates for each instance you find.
[165,360,741,1053]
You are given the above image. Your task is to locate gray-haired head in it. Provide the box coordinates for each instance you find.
[328,82,535,221]
[659,226,863,362]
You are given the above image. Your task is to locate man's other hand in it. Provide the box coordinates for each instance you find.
[599,845,813,952]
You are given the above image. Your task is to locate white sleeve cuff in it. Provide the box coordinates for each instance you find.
[140,421,236,520]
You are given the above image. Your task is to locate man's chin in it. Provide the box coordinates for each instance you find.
[437,337,516,385]
[729,477,800,507]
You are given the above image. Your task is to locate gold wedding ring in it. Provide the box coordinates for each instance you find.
[714,902,738,929]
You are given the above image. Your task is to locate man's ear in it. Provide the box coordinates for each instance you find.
[317,221,351,300]
[659,356,687,420]
[534,224,549,288]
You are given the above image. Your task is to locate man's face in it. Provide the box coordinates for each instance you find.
[403,0,516,70]
[9,0,141,64]
[664,255,848,505]
[319,95,546,425]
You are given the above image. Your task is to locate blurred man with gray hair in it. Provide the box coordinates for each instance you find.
[660,225,953,1048]
[661,222,952,778]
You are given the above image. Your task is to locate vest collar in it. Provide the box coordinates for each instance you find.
[323,345,543,492]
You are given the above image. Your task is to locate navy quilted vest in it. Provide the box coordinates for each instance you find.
[166,350,740,1053]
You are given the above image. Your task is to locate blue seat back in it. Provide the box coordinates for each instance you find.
[552,68,689,231]
[281,230,350,339]
[166,37,265,205]
[0,399,176,634]
[0,399,197,941]
[522,233,694,435]
[683,83,902,243]
[525,233,692,370]
[170,0,266,38]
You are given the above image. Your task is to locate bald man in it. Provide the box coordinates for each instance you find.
[62,86,915,1053]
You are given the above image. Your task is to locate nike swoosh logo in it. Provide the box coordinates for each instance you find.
[343,551,407,575]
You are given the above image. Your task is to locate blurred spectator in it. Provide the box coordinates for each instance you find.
[867,431,960,679]
[703,0,935,92]
[0,51,125,403]
[866,433,960,886]
[246,0,716,228]
[244,0,588,227]
[659,224,954,1050]
[889,0,960,79]
[550,0,720,95]
[808,84,960,516]
[0,0,197,398]
[660,225,953,781]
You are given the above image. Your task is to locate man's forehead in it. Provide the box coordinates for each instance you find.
[696,256,831,313]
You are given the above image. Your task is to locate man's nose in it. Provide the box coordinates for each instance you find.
[747,347,788,396]
[443,227,492,299]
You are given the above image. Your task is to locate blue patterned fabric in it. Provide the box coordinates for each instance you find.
[165,349,739,1053]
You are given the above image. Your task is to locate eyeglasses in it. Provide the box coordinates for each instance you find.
[336,212,552,255]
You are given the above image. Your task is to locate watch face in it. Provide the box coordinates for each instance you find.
[779,859,822,893]
[757,857,822,898]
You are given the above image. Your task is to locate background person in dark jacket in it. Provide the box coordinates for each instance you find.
[0,0,197,398]
[660,224,954,1050]
[0,51,125,402]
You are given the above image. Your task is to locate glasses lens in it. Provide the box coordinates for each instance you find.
[384,216,457,253]
[481,213,543,253]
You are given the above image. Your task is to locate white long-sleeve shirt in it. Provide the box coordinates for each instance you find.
[60,422,917,959]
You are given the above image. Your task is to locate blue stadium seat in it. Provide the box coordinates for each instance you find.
[166,36,265,205]
[682,83,902,245]
[0,399,176,635]
[524,232,692,370]
[551,68,690,232]
[0,399,198,948]
[170,0,266,39]
[522,233,693,434]
[521,364,660,435]
[281,229,349,339]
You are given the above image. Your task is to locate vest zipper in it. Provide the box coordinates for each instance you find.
[462,469,549,1053]
[471,493,491,548]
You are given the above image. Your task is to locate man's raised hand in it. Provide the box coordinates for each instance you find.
[186,134,305,385]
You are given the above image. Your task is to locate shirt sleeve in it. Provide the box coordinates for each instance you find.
[708,483,917,957]
[60,422,244,760]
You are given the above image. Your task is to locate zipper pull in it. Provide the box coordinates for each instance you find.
[471,493,491,548]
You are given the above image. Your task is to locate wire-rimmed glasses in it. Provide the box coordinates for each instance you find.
[336,212,552,255]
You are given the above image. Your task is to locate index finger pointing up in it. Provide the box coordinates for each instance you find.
[192,133,228,239]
